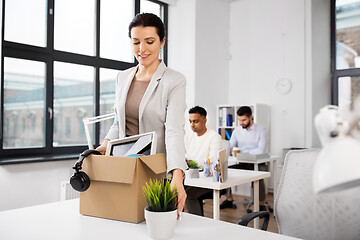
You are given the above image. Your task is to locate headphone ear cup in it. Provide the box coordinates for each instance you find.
[70,171,90,192]
[70,149,101,192]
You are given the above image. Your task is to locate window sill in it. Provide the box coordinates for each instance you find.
[0,153,79,165]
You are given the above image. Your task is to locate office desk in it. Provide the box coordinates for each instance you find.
[0,199,299,240]
[228,155,279,198]
[184,168,270,229]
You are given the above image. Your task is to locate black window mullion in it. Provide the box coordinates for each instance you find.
[163,3,168,65]
[94,0,101,147]
[134,0,140,64]
[46,0,55,153]
[0,0,5,151]
[331,0,337,105]
[135,0,140,15]
[45,60,54,154]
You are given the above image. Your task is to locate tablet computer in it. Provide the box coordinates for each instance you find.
[105,131,157,157]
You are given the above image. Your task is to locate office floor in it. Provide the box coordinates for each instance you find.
[187,193,279,233]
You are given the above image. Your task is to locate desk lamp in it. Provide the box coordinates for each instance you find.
[82,113,115,149]
[313,97,360,194]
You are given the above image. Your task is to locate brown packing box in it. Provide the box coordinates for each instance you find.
[80,153,167,223]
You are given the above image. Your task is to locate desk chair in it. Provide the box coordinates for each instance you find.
[243,185,273,214]
[275,149,360,240]
[238,211,270,231]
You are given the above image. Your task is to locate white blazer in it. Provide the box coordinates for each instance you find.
[105,61,187,173]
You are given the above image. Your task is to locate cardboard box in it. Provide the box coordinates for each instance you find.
[80,153,167,223]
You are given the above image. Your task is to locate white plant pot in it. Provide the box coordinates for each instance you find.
[189,169,199,178]
[144,208,177,240]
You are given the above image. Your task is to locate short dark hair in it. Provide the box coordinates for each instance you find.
[128,13,166,41]
[189,106,207,117]
[237,106,252,117]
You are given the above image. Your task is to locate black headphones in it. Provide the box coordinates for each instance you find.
[70,149,102,192]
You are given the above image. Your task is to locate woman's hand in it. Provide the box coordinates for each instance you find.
[170,168,186,219]
[95,139,109,155]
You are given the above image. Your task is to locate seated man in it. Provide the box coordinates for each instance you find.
[220,106,268,211]
[185,106,223,216]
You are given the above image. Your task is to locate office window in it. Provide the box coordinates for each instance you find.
[141,0,162,17]
[78,118,85,137]
[332,0,360,108]
[3,58,46,149]
[65,117,71,138]
[99,68,118,142]
[53,62,94,146]
[1,0,168,161]
[140,0,167,61]
[4,0,47,47]
[31,117,36,133]
[338,76,360,109]
[100,0,134,62]
[54,118,58,134]
[22,118,26,133]
[54,0,96,56]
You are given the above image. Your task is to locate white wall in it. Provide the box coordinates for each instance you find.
[168,0,196,110]
[194,0,229,130]
[0,160,75,211]
[169,0,230,131]
[228,0,330,156]
[311,0,331,147]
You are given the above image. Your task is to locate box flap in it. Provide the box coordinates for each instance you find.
[83,155,136,184]
[139,153,167,174]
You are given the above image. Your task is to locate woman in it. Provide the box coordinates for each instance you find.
[96,13,187,218]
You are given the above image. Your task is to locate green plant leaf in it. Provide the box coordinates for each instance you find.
[188,160,199,169]
[142,178,178,212]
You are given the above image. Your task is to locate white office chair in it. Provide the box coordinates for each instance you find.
[275,149,360,240]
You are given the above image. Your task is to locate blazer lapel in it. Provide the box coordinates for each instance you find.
[118,66,138,136]
[138,61,166,122]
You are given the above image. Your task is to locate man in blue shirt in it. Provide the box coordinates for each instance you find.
[220,106,268,210]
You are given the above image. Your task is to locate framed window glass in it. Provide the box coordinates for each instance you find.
[3,58,46,149]
[336,0,360,70]
[99,68,119,142]
[54,0,96,56]
[100,0,134,62]
[4,0,47,47]
[140,0,162,17]
[53,62,95,146]
[140,0,165,60]
[338,76,360,110]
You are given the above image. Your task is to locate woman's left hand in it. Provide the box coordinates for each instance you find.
[170,169,186,219]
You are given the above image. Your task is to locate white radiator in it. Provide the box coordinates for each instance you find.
[60,180,80,201]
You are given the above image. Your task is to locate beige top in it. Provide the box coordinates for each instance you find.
[125,79,150,136]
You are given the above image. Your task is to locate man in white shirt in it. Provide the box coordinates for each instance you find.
[220,106,268,211]
[185,106,224,216]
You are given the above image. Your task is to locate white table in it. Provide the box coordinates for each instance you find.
[228,155,279,198]
[184,168,270,229]
[0,199,300,240]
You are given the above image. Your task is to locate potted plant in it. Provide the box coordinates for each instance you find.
[188,160,200,178]
[143,178,178,240]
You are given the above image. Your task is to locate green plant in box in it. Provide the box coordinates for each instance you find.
[188,160,200,169]
[142,178,178,212]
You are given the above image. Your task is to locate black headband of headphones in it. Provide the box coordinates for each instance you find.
[73,149,102,172]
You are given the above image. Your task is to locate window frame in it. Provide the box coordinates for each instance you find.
[331,0,360,105]
[0,0,168,163]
